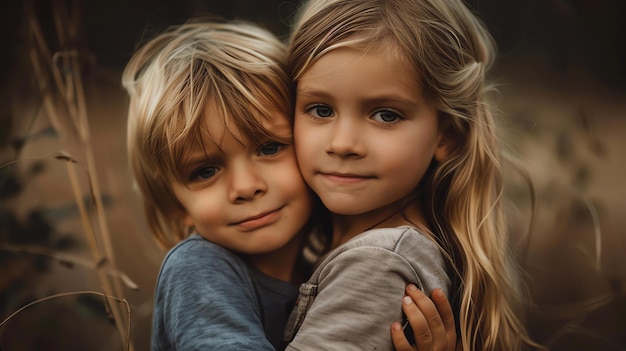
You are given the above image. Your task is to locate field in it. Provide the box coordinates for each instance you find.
[1,1,624,350]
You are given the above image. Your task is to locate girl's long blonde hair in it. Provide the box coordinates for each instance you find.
[123,20,292,249]
[288,1,542,350]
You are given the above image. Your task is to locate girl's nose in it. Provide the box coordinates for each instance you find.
[326,117,365,158]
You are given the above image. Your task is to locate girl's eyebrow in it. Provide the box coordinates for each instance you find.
[359,96,419,108]
[297,86,418,108]
[296,86,334,100]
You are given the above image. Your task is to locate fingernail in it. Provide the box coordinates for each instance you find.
[403,295,413,305]
[433,289,443,298]
[392,322,402,331]
[407,284,418,291]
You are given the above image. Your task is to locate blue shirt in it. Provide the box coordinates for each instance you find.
[152,234,298,350]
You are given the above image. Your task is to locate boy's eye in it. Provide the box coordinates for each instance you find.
[306,104,334,118]
[259,142,284,156]
[191,166,218,181]
[372,109,402,124]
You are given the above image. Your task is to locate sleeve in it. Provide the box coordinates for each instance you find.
[286,241,449,351]
[151,239,276,351]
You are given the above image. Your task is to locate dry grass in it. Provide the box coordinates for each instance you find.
[1,1,138,350]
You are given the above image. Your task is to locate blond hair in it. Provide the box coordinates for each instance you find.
[123,20,292,249]
[289,1,542,350]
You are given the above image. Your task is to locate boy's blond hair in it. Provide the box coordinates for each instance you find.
[123,20,292,249]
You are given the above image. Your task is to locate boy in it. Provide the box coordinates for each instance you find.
[124,20,314,350]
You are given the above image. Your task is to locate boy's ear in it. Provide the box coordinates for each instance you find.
[434,117,454,162]
[175,207,194,227]
[182,213,194,227]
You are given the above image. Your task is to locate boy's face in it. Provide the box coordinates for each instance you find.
[171,106,313,255]
[293,46,448,219]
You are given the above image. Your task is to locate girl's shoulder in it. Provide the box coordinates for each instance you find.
[320,226,440,265]
[312,226,450,296]
[347,225,435,251]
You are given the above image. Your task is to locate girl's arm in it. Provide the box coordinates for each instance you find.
[285,228,450,350]
[391,285,459,351]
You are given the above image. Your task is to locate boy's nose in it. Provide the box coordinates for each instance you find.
[228,161,267,202]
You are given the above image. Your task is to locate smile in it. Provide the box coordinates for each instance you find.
[232,207,283,231]
[320,172,375,184]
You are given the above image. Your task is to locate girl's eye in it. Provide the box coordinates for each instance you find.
[191,166,218,181]
[372,109,402,124]
[259,142,285,156]
[306,104,334,118]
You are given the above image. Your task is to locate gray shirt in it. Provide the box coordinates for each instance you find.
[284,226,450,351]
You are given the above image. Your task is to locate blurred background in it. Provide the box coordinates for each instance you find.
[0,0,624,350]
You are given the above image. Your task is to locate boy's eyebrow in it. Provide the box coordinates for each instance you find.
[179,145,220,168]
[266,119,293,135]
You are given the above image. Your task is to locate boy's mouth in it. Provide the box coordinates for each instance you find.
[231,207,284,231]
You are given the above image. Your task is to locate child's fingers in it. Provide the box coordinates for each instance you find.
[391,322,414,351]
[403,289,439,351]
[404,285,445,351]
[430,288,457,351]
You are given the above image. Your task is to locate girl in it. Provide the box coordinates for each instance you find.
[284,0,544,350]
[123,19,455,350]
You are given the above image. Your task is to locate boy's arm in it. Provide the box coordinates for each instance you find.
[391,285,459,351]
[152,238,276,350]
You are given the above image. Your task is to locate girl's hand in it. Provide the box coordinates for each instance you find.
[390,285,458,351]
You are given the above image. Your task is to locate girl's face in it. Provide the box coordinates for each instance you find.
[294,46,448,223]
[171,106,313,255]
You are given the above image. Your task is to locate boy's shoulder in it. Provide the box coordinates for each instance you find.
[158,233,248,278]
[165,233,240,261]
